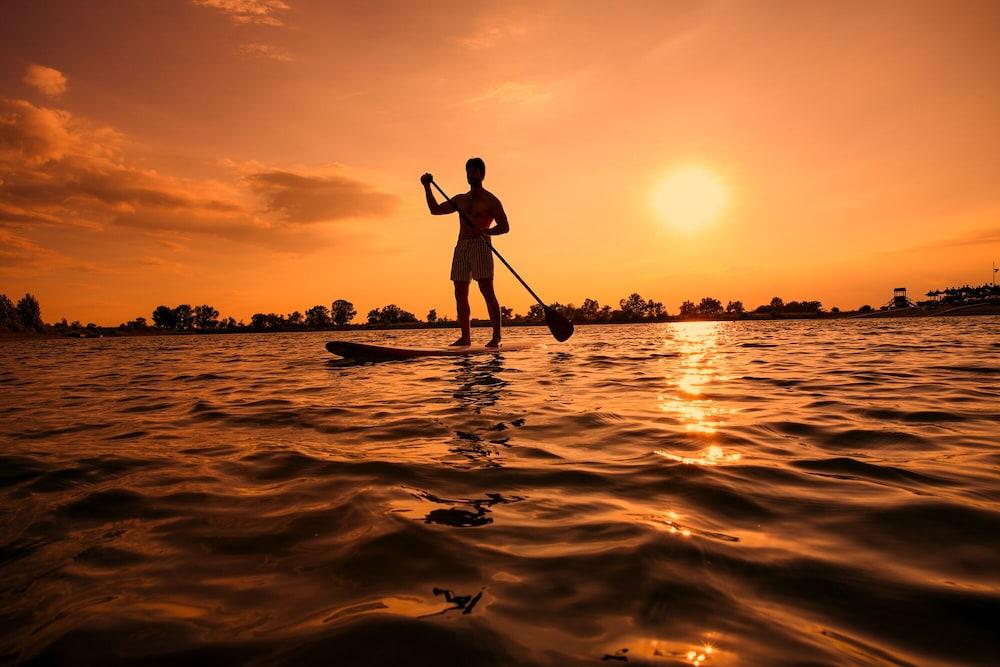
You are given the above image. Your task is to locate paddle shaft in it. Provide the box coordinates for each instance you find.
[430,180,546,307]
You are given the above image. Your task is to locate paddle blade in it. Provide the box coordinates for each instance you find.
[544,306,574,342]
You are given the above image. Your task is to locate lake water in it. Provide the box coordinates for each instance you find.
[1,319,998,666]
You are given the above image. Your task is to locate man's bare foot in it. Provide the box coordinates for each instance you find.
[485,337,501,348]
[449,337,471,347]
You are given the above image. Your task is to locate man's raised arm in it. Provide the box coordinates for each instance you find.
[421,173,456,215]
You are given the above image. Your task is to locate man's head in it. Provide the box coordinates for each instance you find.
[466,157,485,186]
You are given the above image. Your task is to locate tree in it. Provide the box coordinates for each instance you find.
[331,299,356,326]
[598,305,613,322]
[427,308,438,323]
[579,298,600,321]
[698,297,723,318]
[287,311,303,327]
[193,304,219,329]
[305,305,330,327]
[526,303,544,322]
[769,296,784,312]
[858,304,872,313]
[619,293,647,320]
[725,300,745,317]
[15,293,43,331]
[0,294,18,332]
[152,305,177,329]
[679,300,698,318]
[499,306,512,323]
[369,304,417,324]
[221,317,238,329]
[831,307,840,314]
[645,300,666,319]
[251,312,285,329]
[173,304,194,330]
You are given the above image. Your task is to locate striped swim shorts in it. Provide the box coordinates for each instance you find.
[450,238,494,282]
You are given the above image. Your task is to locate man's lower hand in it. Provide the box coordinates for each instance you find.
[420,173,433,186]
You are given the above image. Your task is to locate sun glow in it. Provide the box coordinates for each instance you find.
[651,166,729,231]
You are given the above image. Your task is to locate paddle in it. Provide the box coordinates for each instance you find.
[430,179,574,342]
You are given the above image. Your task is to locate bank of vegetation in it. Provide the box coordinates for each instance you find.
[4,283,996,338]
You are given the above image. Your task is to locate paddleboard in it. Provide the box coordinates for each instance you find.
[326,340,533,361]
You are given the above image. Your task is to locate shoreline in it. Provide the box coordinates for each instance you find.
[4,304,997,339]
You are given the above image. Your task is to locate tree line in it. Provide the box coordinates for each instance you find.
[0,293,44,333]
[24,286,986,337]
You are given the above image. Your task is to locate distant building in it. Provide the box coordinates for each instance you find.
[883,287,914,310]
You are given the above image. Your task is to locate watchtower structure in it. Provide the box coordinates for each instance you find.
[891,287,913,309]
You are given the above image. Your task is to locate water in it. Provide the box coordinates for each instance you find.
[1,319,998,666]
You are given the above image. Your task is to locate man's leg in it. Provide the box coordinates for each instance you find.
[452,280,471,345]
[477,279,502,347]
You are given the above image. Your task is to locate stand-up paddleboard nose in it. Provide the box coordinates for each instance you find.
[326,340,534,361]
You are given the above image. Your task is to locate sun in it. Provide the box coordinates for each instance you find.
[651,166,729,231]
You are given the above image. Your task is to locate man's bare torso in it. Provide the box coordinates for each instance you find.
[452,189,499,240]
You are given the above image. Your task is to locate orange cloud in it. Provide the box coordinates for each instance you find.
[193,0,290,26]
[238,43,293,61]
[22,65,67,97]
[0,98,396,255]
[246,171,398,224]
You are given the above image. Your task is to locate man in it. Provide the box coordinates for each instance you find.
[421,157,509,347]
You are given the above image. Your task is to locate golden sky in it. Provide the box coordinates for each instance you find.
[2,0,998,324]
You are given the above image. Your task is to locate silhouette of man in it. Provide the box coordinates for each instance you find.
[421,158,509,347]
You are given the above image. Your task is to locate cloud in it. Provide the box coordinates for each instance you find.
[193,0,290,26]
[238,43,293,61]
[465,81,553,107]
[0,228,62,271]
[0,98,397,254]
[246,171,398,223]
[0,99,74,165]
[23,65,67,97]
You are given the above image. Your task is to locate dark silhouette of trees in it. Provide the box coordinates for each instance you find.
[427,308,438,323]
[287,311,303,327]
[579,298,600,321]
[367,304,417,325]
[331,300,356,326]
[726,300,745,317]
[645,300,666,319]
[13,294,43,331]
[698,297,723,318]
[753,298,823,316]
[678,300,697,318]
[251,312,286,329]
[526,303,544,322]
[305,305,330,327]
[500,306,512,323]
[784,300,822,314]
[194,304,219,329]
[619,293,648,320]
[858,304,873,313]
[152,305,177,329]
[174,304,194,330]
[0,294,19,332]
[119,317,148,330]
